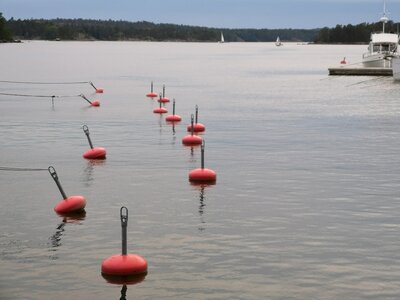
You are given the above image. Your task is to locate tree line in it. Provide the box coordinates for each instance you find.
[314,21,399,44]
[2,17,318,42]
[1,13,399,44]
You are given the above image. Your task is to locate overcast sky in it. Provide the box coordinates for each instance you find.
[2,0,400,29]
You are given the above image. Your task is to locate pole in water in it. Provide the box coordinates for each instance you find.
[101,206,148,278]
[83,125,94,149]
[121,206,128,255]
[151,81,154,93]
[166,99,182,122]
[187,105,206,132]
[163,85,165,98]
[82,125,107,159]
[48,166,67,199]
[188,140,217,183]
[90,81,104,93]
[80,94,100,107]
[182,114,202,145]
[48,166,87,214]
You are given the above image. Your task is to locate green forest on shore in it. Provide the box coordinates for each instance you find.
[1,12,399,44]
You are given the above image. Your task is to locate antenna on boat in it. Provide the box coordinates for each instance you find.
[380,0,389,32]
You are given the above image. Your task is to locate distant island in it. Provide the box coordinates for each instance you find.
[0,12,398,44]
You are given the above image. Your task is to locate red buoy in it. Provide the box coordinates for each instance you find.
[83,147,106,159]
[153,98,168,114]
[90,82,104,94]
[101,207,148,277]
[159,84,170,103]
[189,140,216,183]
[48,166,86,214]
[80,94,100,107]
[187,105,205,132]
[54,195,87,214]
[182,114,203,145]
[91,100,100,107]
[340,57,347,64]
[146,81,158,98]
[82,125,107,159]
[165,99,182,122]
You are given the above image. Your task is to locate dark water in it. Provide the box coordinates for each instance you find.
[1,41,400,299]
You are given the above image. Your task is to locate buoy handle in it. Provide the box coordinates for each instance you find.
[150,81,153,93]
[172,99,176,115]
[120,206,128,255]
[82,125,94,149]
[163,85,165,98]
[201,140,205,169]
[195,105,199,124]
[191,114,195,136]
[48,166,67,200]
[80,94,92,105]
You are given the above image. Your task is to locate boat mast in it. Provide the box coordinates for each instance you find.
[380,0,389,33]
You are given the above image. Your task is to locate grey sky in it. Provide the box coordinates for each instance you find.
[2,0,400,29]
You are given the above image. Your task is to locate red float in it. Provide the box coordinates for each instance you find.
[91,100,100,107]
[160,84,170,102]
[187,105,206,132]
[188,140,217,183]
[153,100,168,114]
[340,57,347,64]
[54,195,87,214]
[166,99,182,122]
[83,147,106,159]
[48,166,86,214]
[82,125,107,160]
[101,207,148,278]
[182,114,203,145]
[96,88,104,94]
[146,81,158,98]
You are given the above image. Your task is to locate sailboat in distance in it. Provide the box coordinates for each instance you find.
[220,32,225,43]
[275,36,282,46]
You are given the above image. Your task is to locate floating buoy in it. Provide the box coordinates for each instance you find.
[90,81,104,93]
[48,166,86,214]
[146,81,157,98]
[82,125,106,159]
[153,96,168,114]
[165,99,182,122]
[340,57,347,64]
[182,115,203,145]
[101,207,148,278]
[80,94,100,107]
[187,105,205,132]
[189,140,216,183]
[159,84,170,103]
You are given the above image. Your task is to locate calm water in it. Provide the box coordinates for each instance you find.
[1,41,400,299]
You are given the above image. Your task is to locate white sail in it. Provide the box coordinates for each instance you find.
[275,36,282,46]
[220,32,225,43]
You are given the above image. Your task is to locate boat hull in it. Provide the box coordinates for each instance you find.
[362,54,394,68]
[392,57,400,80]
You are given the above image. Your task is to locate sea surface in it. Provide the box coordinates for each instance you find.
[1,41,400,299]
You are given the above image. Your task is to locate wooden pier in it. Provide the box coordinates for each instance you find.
[328,67,392,76]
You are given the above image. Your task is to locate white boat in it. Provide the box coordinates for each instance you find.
[275,36,282,46]
[220,32,225,43]
[362,0,400,68]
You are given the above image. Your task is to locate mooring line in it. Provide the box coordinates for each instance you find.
[0,92,83,98]
[0,80,90,85]
[0,166,48,171]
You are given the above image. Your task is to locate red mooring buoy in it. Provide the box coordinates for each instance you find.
[153,96,168,114]
[187,105,205,132]
[340,57,347,64]
[146,81,158,98]
[189,140,217,183]
[182,114,203,145]
[90,82,104,93]
[101,207,148,277]
[48,166,86,214]
[80,94,100,107]
[82,125,106,159]
[159,84,170,103]
[165,99,182,122]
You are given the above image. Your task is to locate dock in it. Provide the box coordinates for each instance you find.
[328,67,393,76]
